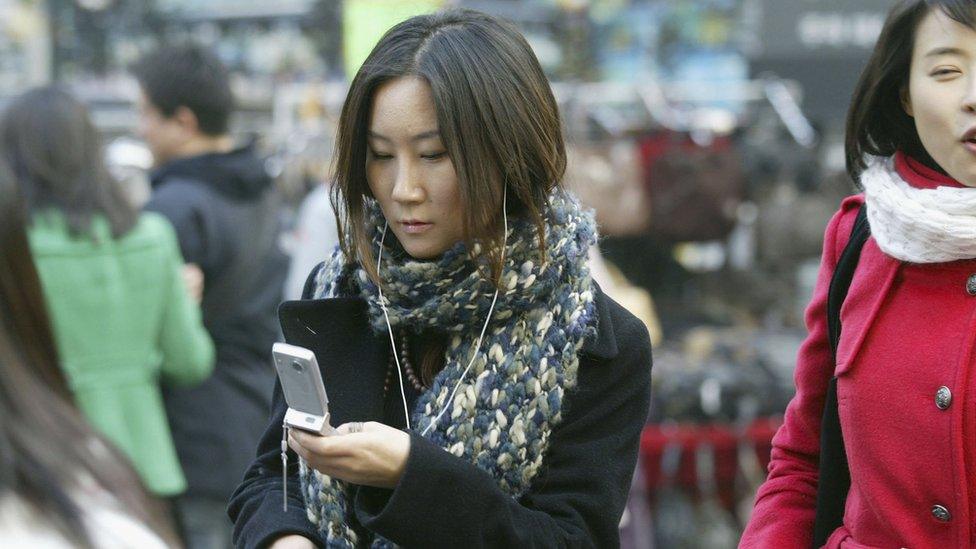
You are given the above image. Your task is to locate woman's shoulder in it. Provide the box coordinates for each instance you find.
[131,211,176,240]
[299,246,347,299]
[112,212,188,254]
[568,285,652,424]
[581,284,652,370]
[835,192,865,224]
[28,211,174,254]
[825,193,866,259]
[300,260,328,299]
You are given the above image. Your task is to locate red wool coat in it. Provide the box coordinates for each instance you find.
[741,154,976,548]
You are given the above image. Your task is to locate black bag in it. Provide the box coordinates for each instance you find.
[812,204,870,548]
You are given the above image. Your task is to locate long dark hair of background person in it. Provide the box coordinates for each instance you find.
[0,86,137,238]
[0,161,176,546]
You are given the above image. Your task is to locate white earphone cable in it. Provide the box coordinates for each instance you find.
[377,226,412,430]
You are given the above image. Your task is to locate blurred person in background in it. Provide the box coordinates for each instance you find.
[0,156,179,548]
[283,181,340,300]
[230,9,651,548]
[132,45,289,549]
[0,87,214,506]
[742,1,976,547]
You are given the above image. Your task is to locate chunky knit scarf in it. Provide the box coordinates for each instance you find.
[299,190,598,547]
[861,155,976,263]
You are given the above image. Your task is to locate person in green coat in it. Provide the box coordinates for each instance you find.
[0,87,215,498]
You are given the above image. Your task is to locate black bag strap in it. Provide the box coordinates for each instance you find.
[812,204,870,548]
[826,205,871,357]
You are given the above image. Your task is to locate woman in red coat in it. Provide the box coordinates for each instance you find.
[742,1,976,547]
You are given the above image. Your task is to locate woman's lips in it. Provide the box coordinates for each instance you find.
[964,140,976,156]
[400,221,433,234]
[962,128,976,155]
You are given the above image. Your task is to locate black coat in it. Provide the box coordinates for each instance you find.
[228,267,652,548]
[146,145,289,500]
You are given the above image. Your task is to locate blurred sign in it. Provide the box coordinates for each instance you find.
[343,0,445,78]
[750,0,900,123]
[755,0,899,59]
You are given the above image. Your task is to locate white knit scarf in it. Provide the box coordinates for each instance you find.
[861,155,976,263]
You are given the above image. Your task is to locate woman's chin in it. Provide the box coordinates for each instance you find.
[400,241,447,261]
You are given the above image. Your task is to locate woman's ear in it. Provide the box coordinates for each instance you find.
[901,86,914,117]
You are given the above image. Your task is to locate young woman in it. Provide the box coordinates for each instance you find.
[742,1,976,547]
[230,9,652,548]
[0,160,176,548]
[0,87,214,500]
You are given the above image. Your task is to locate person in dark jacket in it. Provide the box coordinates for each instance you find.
[229,10,652,549]
[132,44,289,549]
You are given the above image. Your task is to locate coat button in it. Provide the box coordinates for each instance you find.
[933,504,952,522]
[968,274,976,295]
[936,386,953,410]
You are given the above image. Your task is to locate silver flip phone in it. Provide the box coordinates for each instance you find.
[272,342,334,435]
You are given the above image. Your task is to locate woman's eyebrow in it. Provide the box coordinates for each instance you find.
[367,130,441,142]
[925,46,967,58]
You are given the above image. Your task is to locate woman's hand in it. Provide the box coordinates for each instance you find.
[181,263,204,303]
[288,421,411,489]
[268,535,316,549]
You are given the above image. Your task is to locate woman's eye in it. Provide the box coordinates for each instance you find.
[370,151,393,160]
[931,68,961,77]
[421,151,447,161]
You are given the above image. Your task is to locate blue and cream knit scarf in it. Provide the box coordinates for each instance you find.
[300,190,597,547]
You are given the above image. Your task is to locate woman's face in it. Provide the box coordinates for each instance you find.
[366,76,464,260]
[907,9,976,186]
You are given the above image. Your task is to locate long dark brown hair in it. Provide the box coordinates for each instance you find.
[0,86,137,238]
[0,162,176,546]
[331,8,566,288]
[846,0,976,181]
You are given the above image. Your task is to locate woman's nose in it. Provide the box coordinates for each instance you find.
[962,73,976,114]
[390,160,425,203]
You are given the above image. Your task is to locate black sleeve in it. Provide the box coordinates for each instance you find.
[227,263,327,549]
[352,317,653,548]
[228,381,325,549]
[145,183,213,272]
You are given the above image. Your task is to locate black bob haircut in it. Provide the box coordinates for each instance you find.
[131,44,234,136]
[846,0,976,182]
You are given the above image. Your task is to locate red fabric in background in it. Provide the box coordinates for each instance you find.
[639,418,781,512]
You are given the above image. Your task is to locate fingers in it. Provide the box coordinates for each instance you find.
[287,422,409,488]
[287,432,359,478]
[289,429,355,458]
[286,433,308,461]
[335,422,368,435]
[335,421,387,435]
